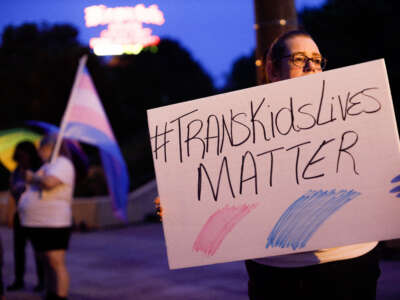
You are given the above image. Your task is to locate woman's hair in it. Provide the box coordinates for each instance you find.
[40,133,88,182]
[40,133,57,148]
[13,141,42,171]
[40,133,72,160]
[264,29,313,71]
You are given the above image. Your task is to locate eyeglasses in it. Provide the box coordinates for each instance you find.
[282,53,327,70]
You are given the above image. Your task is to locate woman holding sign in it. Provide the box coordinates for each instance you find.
[244,30,380,300]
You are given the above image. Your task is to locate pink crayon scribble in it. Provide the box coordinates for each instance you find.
[193,203,259,256]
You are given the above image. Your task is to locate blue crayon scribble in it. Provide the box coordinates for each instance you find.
[390,175,400,198]
[391,175,400,183]
[266,189,361,250]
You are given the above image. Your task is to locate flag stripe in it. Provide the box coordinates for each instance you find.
[67,105,115,141]
[70,88,107,114]
[77,69,95,90]
[64,122,122,158]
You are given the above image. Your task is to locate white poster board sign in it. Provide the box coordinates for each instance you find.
[147,59,400,269]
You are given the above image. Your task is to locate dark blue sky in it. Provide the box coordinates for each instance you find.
[0,0,325,87]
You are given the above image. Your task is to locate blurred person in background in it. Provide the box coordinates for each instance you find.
[6,141,44,292]
[244,29,380,300]
[18,134,75,300]
[0,234,5,300]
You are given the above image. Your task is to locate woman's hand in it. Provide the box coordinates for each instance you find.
[25,170,35,183]
[25,170,62,190]
[154,196,163,221]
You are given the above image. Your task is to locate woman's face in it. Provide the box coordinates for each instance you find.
[14,150,31,169]
[270,35,322,82]
[38,144,53,162]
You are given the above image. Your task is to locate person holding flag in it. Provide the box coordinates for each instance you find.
[17,53,128,299]
[18,134,75,300]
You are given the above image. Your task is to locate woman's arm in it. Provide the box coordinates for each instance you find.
[25,170,63,190]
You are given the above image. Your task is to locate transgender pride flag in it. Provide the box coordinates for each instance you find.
[53,55,129,219]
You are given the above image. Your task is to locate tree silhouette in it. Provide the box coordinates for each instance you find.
[0,23,89,129]
[107,39,215,186]
[0,23,215,190]
[223,51,257,92]
[301,0,399,106]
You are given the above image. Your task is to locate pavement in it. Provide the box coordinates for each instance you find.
[1,222,400,300]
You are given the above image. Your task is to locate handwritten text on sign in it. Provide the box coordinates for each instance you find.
[147,59,400,269]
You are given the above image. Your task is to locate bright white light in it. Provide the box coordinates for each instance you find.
[123,44,143,55]
[93,44,124,56]
[84,4,164,56]
[85,4,165,27]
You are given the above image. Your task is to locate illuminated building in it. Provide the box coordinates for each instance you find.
[84,4,165,56]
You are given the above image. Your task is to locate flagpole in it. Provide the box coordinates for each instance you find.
[50,54,88,164]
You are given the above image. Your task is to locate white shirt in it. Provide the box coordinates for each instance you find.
[253,241,378,267]
[19,156,75,227]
